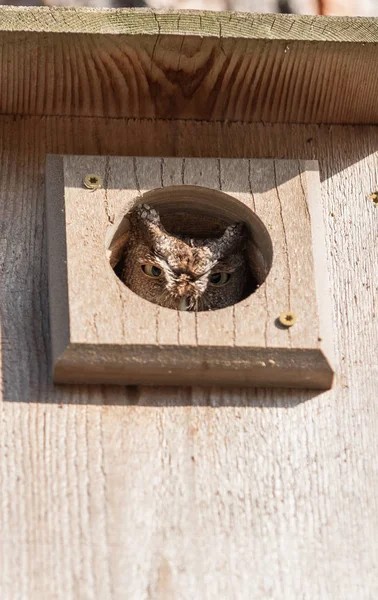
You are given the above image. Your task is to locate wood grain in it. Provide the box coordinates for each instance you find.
[45,155,332,388]
[0,116,377,598]
[0,6,376,40]
[0,9,378,123]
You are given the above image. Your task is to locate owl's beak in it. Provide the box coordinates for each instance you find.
[178,297,189,311]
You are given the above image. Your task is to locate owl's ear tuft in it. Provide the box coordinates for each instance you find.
[129,203,178,255]
[210,222,247,257]
[222,222,246,244]
[129,203,165,238]
[133,203,161,226]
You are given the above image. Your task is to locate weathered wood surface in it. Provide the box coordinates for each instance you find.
[4,0,376,16]
[0,117,377,597]
[46,155,333,388]
[0,8,378,123]
[0,6,376,37]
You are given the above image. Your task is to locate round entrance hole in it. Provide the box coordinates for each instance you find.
[106,185,273,311]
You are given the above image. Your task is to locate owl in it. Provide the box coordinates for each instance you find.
[120,204,251,311]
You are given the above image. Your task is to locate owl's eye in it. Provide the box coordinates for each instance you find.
[142,264,162,278]
[209,272,231,286]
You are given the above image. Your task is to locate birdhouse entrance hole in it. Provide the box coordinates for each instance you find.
[106,185,273,311]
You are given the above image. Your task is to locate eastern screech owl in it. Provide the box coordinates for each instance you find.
[120,204,249,311]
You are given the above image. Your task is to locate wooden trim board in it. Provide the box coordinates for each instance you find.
[45,154,334,389]
[0,8,378,124]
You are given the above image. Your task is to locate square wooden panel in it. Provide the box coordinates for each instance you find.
[45,155,334,389]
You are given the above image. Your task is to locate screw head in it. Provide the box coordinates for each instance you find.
[83,174,102,190]
[279,311,296,328]
[369,192,378,206]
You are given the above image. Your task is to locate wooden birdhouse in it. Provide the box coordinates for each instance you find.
[1,7,377,598]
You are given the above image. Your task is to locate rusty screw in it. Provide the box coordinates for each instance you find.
[369,192,378,206]
[279,311,296,328]
[83,174,102,190]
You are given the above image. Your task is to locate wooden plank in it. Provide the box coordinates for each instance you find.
[181,158,235,347]
[0,9,378,124]
[159,158,198,347]
[273,159,319,348]
[0,115,377,597]
[45,155,332,387]
[245,159,292,348]
[218,158,267,348]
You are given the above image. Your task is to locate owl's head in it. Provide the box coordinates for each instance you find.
[121,204,250,311]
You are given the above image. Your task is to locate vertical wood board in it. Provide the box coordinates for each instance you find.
[0,116,376,598]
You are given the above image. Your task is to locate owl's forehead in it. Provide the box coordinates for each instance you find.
[159,239,212,273]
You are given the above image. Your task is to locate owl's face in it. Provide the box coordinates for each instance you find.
[121,204,248,311]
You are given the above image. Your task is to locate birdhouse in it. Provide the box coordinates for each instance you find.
[1,8,377,598]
